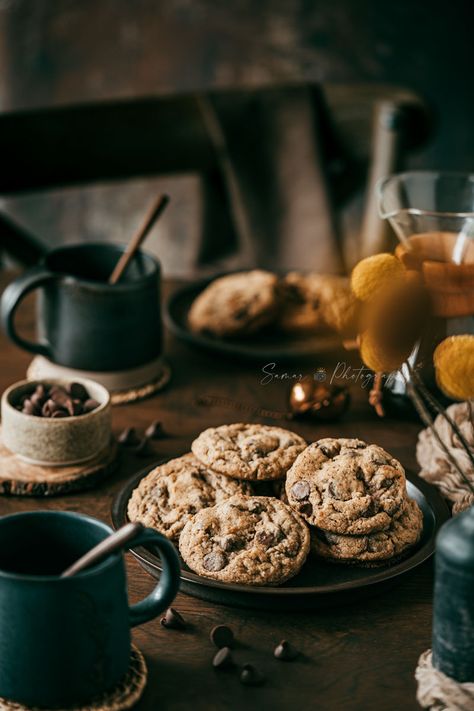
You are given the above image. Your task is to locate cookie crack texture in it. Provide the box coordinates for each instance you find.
[179,495,310,586]
[191,423,307,481]
[127,453,252,541]
[286,438,407,535]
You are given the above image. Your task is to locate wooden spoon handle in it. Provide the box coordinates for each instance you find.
[109,193,170,284]
[61,522,144,577]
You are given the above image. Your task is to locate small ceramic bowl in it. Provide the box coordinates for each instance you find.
[1,378,111,466]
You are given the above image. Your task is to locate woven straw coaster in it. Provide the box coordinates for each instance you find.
[109,362,171,405]
[0,645,147,711]
[27,358,171,406]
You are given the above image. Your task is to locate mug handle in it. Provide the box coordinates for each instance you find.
[128,529,181,627]
[0,266,57,357]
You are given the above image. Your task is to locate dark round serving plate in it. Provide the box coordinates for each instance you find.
[112,461,450,611]
[164,277,341,361]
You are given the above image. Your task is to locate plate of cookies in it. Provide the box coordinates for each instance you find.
[165,270,356,359]
[112,423,449,610]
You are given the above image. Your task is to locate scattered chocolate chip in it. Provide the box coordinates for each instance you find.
[203,552,227,572]
[240,664,265,686]
[299,503,313,516]
[134,437,155,457]
[145,420,168,440]
[212,647,233,669]
[274,640,299,661]
[117,428,141,446]
[160,607,186,630]
[83,398,100,413]
[67,382,89,401]
[210,625,234,649]
[291,481,310,500]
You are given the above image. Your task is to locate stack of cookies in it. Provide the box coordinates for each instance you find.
[127,425,424,585]
[285,438,423,566]
[188,270,356,339]
[128,423,311,586]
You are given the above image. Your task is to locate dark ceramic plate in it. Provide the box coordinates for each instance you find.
[164,277,342,361]
[112,462,450,610]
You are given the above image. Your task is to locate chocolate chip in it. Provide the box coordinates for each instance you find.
[67,382,89,401]
[66,398,84,416]
[50,387,70,407]
[42,399,57,417]
[145,420,168,440]
[160,607,186,630]
[83,398,100,413]
[212,647,233,669]
[134,437,155,457]
[256,530,277,548]
[219,535,241,552]
[51,409,68,418]
[299,502,313,516]
[21,399,36,415]
[274,640,299,661]
[240,664,265,686]
[118,428,140,446]
[210,625,234,648]
[291,481,310,500]
[203,552,227,572]
[17,383,98,418]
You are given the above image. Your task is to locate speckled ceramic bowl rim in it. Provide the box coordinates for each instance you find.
[2,377,110,423]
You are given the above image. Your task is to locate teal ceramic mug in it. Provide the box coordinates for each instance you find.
[0,510,180,707]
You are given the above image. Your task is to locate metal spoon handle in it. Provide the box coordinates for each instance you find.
[61,522,144,578]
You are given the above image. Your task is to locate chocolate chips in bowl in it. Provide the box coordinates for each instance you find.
[18,382,100,419]
[1,378,112,466]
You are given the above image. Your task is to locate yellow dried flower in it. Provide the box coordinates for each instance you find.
[359,332,409,372]
[351,253,405,302]
[359,280,430,373]
[433,335,474,400]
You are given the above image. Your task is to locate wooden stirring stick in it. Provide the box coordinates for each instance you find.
[61,522,144,578]
[109,193,170,284]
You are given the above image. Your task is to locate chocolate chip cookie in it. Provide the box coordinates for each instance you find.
[192,423,307,481]
[179,495,310,585]
[278,272,329,333]
[286,438,406,534]
[188,270,279,338]
[127,454,252,541]
[311,497,423,565]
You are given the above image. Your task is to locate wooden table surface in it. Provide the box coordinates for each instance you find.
[0,276,434,711]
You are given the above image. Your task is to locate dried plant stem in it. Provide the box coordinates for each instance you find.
[404,375,474,495]
[407,362,474,471]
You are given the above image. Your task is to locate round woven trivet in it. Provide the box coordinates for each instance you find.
[0,435,119,497]
[27,358,171,406]
[416,649,474,710]
[0,645,147,711]
[109,362,171,405]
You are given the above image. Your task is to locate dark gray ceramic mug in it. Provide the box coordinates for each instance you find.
[0,510,180,707]
[0,242,162,372]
